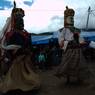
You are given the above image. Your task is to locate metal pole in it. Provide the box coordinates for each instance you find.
[86,7,91,30]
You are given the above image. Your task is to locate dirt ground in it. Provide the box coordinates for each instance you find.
[3,61,95,95]
[37,61,95,95]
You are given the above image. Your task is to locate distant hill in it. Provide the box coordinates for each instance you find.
[81,28,95,31]
[31,32,53,36]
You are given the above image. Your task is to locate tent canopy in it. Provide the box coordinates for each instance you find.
[31,31,95,45]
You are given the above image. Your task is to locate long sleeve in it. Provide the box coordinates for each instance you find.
[58,28,74,51]
[58,28,74,44]
[58,31,64,45]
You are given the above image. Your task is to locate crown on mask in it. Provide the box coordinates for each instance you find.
[11,1,25,30]
[64,6,75,17]
[11,1,24,17]
[12,8,25,17]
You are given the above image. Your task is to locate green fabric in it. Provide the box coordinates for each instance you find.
[38,53,46,62]
[69,27,81,33]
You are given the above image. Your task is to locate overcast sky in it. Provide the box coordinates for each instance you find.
[0,0,95,33]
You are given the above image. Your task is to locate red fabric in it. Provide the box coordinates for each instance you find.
[5,30,30,47]
[5,30,29,40]
[21,31,30,46]
[22,31,29,39]
[5,32,13,41]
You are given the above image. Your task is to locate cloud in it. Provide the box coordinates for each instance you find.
[48,16,64,30]
[23,0,65,33]
[74,7,95,29]
[25,0,95,32]
[0,0,95,34]
[0,10,11,30]
[24,1,34,6]
[0,0,13,10]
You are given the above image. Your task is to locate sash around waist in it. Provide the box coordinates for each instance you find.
[67,41,80,49]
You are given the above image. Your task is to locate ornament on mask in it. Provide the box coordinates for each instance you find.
[64,6,75,28]
[11,2,25,30]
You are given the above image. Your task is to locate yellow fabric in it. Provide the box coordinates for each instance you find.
[0,55,40,93]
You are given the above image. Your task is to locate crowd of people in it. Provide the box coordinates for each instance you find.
[31,44,62,70]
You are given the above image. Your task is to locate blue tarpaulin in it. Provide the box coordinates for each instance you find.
[80,31,95,41]
[32,35,53,45]
[31,31,95,45]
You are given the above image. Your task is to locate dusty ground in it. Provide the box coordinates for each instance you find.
[3,61,95,95]
[37,62,95,95]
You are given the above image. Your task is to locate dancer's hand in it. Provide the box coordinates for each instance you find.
[59,40,64,48]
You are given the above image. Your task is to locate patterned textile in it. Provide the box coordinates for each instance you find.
[55,43,88,79]
[0,54,40,93]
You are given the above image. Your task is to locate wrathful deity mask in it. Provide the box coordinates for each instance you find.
[11,8,25,30]
[64,6,75,28]
[66,16,74,27]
